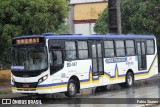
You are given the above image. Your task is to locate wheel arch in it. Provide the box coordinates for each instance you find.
[126,69,134,84]
[126,69,134,78]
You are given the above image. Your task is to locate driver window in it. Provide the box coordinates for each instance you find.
[50,50,63,66]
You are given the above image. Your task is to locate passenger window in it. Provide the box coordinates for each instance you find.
[146,40,155,55]
[126,40,135,56]
[115,41,125,57]
[104,41,115,57]
[65,41,76,60]
[77,41,88,59]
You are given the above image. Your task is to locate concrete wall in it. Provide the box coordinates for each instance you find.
[74,2,108,20]
[69,0,108,35]
[74,23,96,35]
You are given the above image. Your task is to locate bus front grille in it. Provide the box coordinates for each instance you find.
[17,88,36,91]
[15,82,38,88]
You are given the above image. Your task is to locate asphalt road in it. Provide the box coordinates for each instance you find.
[1,74,160,107]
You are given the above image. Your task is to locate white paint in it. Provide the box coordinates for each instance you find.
[70,0,108,5]
[74,23,96,35]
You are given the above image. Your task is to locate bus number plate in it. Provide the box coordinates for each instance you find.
[67,62,77,67]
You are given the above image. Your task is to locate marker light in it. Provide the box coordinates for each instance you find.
[17,40,21,44]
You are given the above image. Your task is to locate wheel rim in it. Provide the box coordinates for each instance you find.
[69,83,76,95]
[127,74,132,86]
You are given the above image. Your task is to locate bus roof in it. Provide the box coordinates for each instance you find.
[44,34,155,40]
[14,34,155,40]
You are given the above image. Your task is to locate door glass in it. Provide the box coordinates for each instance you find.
[91,42,103,75]
[92,45,97,58]
[92,59,97,74]
[137,43,141,55]
[97,44,102,57]
[138,56,142,69]
[141,42,146,69]
[137,42,142,69]
[51,51,62,65]
[141,42,146,55]
[137,42,147,70]
[98,58,103,72]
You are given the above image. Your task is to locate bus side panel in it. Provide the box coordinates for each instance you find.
[103,56,137,85]
[52,60,93,92]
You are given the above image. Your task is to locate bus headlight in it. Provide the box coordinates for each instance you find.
[38,75,48,84]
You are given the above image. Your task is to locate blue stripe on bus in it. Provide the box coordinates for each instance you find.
[134,72,149,75]
[80,79,90,82]
[92,77,99,80]
[14,34,155,40]
[44,35,155,40]
[118,74,126,77]
[37,82,68,87]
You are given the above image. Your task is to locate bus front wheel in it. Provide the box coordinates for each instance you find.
[65,79,77,97]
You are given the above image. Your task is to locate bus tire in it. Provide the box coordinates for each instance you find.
[125,72,134,88]
[65,79,77,97]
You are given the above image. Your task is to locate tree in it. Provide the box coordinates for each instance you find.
[94,0,160,38]
[121,0,160,36]
[94,8,109,34]
[0,0,68,68]
[0,0,68,50]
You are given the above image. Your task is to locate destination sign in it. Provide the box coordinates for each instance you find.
[105,58,127,63]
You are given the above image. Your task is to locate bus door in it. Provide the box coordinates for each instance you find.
[50,47,64,75]
[136,41,147,70]
[90,41,104,77]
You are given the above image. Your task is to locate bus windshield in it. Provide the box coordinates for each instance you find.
[12,46,48,71]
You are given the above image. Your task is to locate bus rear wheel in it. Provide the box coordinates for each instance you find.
[125,72,134,87]
[120,72,134,88]
[65,79,77,97]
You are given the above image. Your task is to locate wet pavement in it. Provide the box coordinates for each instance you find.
[1,74,160,107]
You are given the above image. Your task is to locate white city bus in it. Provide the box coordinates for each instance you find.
[11,33,158,97]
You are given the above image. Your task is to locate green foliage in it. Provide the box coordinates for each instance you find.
[94,8,108,34]
[0,0,68,49]
[0,0,68,68]
[94,0,160,38]
[57,21,70,34]
[121,0,160,36]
